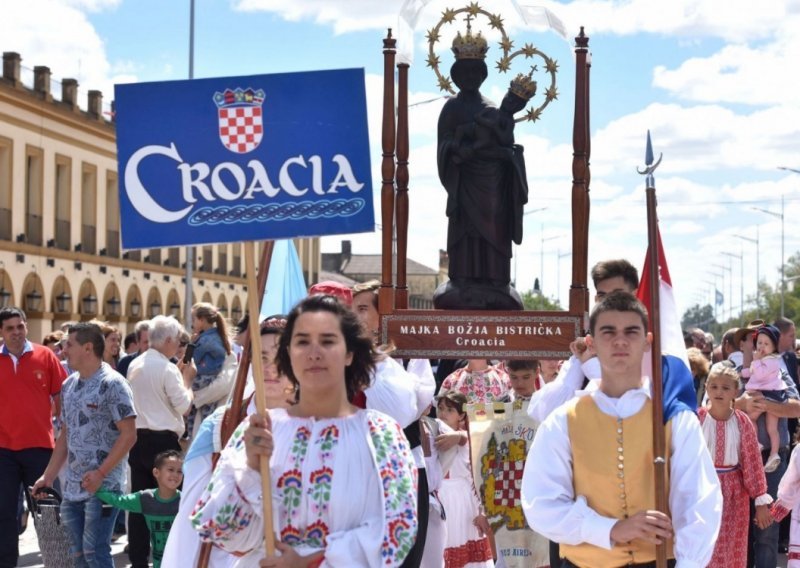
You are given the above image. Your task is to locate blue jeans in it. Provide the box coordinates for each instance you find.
[753,449,788,567]
[60,497,119,568]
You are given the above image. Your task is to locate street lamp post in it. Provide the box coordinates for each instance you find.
[515,207,548,287]
[712,263,731,321]
[776,165,800,316]
[734,229,760,317]
[721,249,744,325]
[709,270,724,323]
[557,248,572,306]
[539,223,561,298]
[185,0,196,327]
[752,199,784,317]
[702,279,717,322]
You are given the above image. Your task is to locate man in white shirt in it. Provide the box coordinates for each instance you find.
[350,279,436,568]
[125,315,194,568]
[522,292,721,568]
[528,259,639,424]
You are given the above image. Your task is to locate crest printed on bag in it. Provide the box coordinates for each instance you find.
[214,87,265,153]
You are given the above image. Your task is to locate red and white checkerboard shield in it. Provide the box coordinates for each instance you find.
[218,106,263,154]
[493,459,524,508]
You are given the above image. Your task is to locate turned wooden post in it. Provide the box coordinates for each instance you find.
[395,62,410,310]
[380,29,397,315]
[569,27,591,319]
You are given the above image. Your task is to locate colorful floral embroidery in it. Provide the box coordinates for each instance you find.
[191,484,255,544]
[303,518,329,549]
[280,524,302,545]
[291,426,311,456]
[277,468,303,509]
[317,424,339,453]
[368,413,418,564]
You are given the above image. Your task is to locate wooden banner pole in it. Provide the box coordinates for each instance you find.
[197,240,275,568]
[645,186,668,568]
[244,240,275,556]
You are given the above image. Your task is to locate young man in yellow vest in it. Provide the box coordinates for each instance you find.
[521,291,722,568]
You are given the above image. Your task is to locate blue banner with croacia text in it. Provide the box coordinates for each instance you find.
[114,68,374,249]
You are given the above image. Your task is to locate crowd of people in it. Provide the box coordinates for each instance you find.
[1,258,800,568]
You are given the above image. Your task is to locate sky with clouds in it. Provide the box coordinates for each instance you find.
[3,0,799,319]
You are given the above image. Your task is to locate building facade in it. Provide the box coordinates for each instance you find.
[322,240,443,309]
[0,52,320,340]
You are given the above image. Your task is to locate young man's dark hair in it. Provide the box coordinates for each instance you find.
[153,449,183,469]
[506,359,540,373]
[123,332,137,351]
[588,291,649,336]
[590,259,639,292]
[68,322,106,359]
[774,316,795,335]
[0,307,26,326]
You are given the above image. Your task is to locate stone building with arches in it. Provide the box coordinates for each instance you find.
[0,52,320,341]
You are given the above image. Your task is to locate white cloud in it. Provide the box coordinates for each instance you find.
[663,220,705,235]
[0,0,121,105]
[233,0,796,43]
[653,33,800,107]
[549,0,792,42]
[590,103,800,176]
[233,0,403,35]
[62,0,120,10]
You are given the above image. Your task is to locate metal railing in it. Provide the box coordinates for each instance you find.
[81,225,96,254]
[55,219,70,250]
[106,230,120,258]
[26,214,43,245]
[0,208,10,240]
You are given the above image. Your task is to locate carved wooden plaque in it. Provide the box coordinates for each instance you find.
[380,310,584,360]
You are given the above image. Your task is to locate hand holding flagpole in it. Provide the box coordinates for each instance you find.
[638,130,668,568]
[245,241,276,556]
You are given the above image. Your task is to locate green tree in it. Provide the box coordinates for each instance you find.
[521,291,562,311]
[681,303,717,331]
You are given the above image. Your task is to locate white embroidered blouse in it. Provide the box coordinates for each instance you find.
[191,408,418,567]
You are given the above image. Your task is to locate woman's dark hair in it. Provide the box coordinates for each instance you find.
[276,295,374,403]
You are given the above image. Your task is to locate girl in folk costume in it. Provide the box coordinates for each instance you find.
[771,434,800,565]
[441,359,511,404]
[188,302,234,436]
[742,324,789,472]
[191,295,418,567]
[435,391,493,568]
[700,361,772,567]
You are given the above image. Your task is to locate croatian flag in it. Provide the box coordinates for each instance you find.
[636,227,689,367]
[637,227,696,421]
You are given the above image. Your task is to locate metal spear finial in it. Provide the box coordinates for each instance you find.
[637,129,663,186]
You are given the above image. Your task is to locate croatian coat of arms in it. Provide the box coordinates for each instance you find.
[213,87,265,154]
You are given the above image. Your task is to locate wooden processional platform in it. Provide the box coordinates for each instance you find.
[377,28,592,360]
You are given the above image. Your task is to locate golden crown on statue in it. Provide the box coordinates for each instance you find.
[451,17,489,59]
[509,69,537,100]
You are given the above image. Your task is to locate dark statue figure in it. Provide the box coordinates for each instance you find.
[433,33,532,311]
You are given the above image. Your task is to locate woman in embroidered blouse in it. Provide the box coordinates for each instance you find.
[699,361,772,568]
[191,295,418,567]
[440,359,510,404]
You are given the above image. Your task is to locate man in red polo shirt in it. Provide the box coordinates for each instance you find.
[0,307,67,567]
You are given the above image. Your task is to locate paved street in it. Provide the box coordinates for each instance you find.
[18,521,134,568]
[15,514,792,568]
